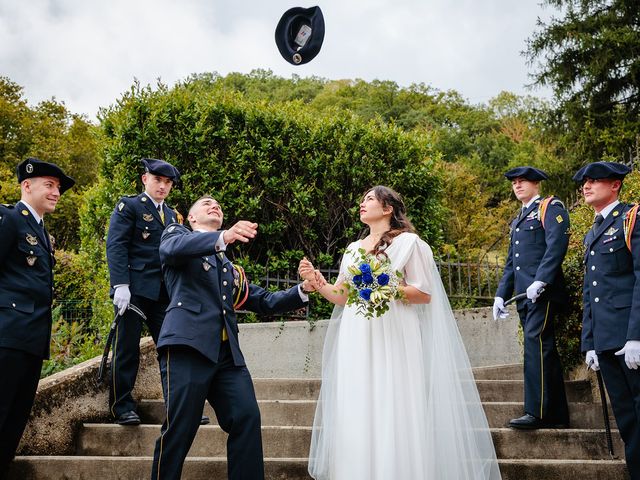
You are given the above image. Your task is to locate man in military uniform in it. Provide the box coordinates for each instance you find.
[105,158,206,425]
[494,166,570,429]
[0,158,74,477]
[151,196,314,480]
[576,161,640,478]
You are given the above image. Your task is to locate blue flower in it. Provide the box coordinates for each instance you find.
[359,288,372,301]
[362,273,374,285]
[353,275,363,286]
[359,263,372,274]
[377,273,389,286]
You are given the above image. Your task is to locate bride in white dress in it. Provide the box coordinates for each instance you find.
[299,186,501,480]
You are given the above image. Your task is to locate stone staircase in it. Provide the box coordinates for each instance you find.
[7,364,628,479]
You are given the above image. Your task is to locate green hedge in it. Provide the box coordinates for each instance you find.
[76,79,443,328]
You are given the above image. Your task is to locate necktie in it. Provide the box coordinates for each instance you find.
[157,205,165,224]
[593,213,604,228]
[217,251,225,262]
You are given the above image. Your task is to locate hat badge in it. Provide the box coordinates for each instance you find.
[292,53,303,64]
[26,163,33,173]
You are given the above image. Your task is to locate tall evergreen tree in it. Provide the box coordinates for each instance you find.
[526,0,640,163]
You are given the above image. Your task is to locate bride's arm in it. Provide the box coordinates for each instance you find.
[399,285,431,304]
[314,279,349,306]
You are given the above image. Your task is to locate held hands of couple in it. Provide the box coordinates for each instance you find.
[222,220,258,245]
[298,257,327,292]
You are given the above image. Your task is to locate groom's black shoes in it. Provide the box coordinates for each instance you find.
[508,413,569,430]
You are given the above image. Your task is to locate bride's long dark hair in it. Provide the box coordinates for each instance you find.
[362,185,416,256]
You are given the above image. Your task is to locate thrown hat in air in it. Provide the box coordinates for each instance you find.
[275,6,325,65]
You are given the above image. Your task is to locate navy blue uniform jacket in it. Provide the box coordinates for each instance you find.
[496,197,570,305]
[158,223,306,366]
[0,202,54,358]
[106,193,178,300]
[582,203,640,353]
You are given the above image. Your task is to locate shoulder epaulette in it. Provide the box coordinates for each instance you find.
[623,204,639,251]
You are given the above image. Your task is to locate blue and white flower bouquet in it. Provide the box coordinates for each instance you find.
[343,248,404,319]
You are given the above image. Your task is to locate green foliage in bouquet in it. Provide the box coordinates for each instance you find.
[343,248,404,319]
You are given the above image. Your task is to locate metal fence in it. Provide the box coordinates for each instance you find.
[53,256,504,323]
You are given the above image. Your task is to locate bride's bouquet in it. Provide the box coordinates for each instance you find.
[343,248,404,319]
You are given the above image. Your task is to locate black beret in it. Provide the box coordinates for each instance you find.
[141,158,180,181]
[504,166,548,182]
[16,157,75,194]
[275,6,325,65]
[572,161,631,182]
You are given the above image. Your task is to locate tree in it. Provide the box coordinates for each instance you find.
[0,76,100,250]
[525,0,640,162]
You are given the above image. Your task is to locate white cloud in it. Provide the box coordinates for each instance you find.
[0,0,554,118]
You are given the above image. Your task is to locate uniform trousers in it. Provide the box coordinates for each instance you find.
[110,294,167,417]
[518,299,569,423]
[0,348,43,478]
[151,342,263,480]
[599,351,640,479]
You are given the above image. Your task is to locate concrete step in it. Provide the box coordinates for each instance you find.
[252,378,592,403]
[139,399,616,429]
[472,363,523,380]
[8,456,629,480]
[78,424,624,460]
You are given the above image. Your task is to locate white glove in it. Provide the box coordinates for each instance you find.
[113,285,131,316]
[492,297,508,321]
[526,281,546,303]
[585,350,599,371]
[615,340,640,370]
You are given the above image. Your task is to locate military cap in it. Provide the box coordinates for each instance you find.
[275,6,325,65]
[16,157,75,194]
[572,161,631,183]
[141,158,180,181]
[504,166,548,182]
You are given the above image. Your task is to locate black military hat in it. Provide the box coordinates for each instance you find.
[16,157,75,194]
[504,166,548,182]
[141,158,180,181]
[572,161,631,183]
[275,6,325,65]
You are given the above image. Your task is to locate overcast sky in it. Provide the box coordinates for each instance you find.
[0,0,556,119]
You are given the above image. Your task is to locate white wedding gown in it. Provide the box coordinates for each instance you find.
[309,232,501,480]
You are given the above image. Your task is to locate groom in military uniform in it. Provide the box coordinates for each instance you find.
[0,158,74,477]
[494,166,570,429]
[151,196,314,480]
[576,161,640,478]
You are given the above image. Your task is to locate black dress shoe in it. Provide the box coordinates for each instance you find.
[115,410,141,425]
[200,415,210,425]
[508,413,568,430]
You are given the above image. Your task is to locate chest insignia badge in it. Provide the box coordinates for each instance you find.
[142,231,150,239]
[203,261,211,271]
[143,213,154,222]
[26,256,37,266]
[604,227,619,236]
[26,233,38,245]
